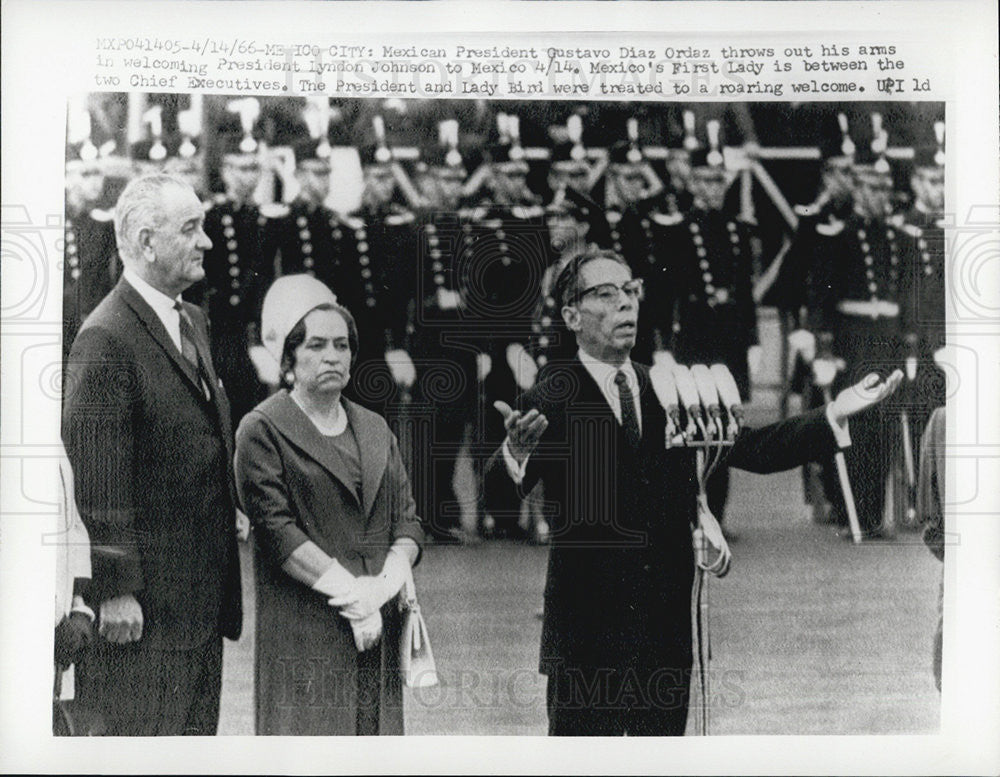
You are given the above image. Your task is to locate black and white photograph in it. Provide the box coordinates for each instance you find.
[56,93,946,737]
[2,1,998,774]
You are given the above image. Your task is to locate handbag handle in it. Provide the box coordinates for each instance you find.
[399,561,419,611]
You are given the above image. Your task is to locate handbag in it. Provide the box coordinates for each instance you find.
[397,567,439,688]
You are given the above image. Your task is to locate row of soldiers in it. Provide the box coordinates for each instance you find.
[63,99,945,543]
[771,114,946,538]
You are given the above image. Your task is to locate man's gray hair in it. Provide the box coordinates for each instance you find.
[114,173,190,261]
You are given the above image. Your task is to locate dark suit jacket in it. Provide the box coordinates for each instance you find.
[62,278,242,649]
[484,357,839,675]
[233,391,424,734]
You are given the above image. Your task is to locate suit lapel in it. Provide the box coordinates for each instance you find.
[260,393,388,515]
[118,279,205,399]
[343,400,389,518]
[635,365,667,452]
[567,357,618,419]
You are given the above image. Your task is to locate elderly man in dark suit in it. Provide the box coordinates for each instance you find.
[483,246,901,736]
[62,173,243,736]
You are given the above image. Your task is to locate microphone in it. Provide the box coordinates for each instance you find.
[671,364,703,440]
[710,363,744,440]
[691,364,724,440]
[649,362,682,444]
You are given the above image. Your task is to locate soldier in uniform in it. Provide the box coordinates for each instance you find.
[531,197,596,377]
[898,121,947,502]
[185,114,275,430]
[600,138,674,365]
[665,146,760,526]
[800,137,906,537]
[405,131,481,543]
[463,136,554,538]
[162,104,207,200]
[773,116,860,522]
[63,138,118,363]
[337,144,418,417]
[900,122,947,362]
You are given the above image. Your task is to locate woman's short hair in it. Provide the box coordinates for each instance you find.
[552,246,631,308]
[279,303,359,388]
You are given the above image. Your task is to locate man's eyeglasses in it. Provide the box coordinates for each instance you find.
[574,278,644,305]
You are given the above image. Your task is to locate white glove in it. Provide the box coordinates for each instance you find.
[436,287,461,310]
[652,350,676,369]
[812,357,838,388]
[311,558,356,599]
[349,609,383,652]
[328,548,410,621]
[476,353,492,382]
[385,349,416,388]
[747,345,763,378]
[787,329,816,364]
[248,344,281,387]
[506,342,538,391]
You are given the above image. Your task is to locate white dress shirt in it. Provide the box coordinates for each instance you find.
[576,347,642,432]
[123,267,184,353]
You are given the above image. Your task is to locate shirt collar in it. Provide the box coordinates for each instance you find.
[577,347,638,397]
[122,267,182,317]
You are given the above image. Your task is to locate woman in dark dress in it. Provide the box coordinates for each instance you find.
[235,274,424,735]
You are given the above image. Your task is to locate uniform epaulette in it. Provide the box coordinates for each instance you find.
[466,206,488,221]
[511,204,545,220]
[89,207,114,222]
[259,202,290,219]
[650,211,684,227]
[384,211,415,226]
[815,218,844,236]
[902,223,924,239]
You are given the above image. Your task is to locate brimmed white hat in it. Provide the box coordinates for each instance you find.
[260,274,339,364]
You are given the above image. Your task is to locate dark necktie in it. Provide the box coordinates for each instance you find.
[174,301,211,398]
[614,370,641,450]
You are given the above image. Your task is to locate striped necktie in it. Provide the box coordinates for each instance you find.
[174,301,211,398]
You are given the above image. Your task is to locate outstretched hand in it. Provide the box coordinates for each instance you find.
[494,400,548,464]
[830,370,904,426]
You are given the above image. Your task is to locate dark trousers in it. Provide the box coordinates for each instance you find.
[546,666,691,736]
[826,314,904,532]
[76,636,223,736]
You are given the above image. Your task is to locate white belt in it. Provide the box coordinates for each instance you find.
[837,299,900,319]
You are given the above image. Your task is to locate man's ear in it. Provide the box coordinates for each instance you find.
[137,227,156,262]
[562,304,581,332]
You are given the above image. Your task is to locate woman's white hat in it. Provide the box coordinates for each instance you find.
[260,274,338,364]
